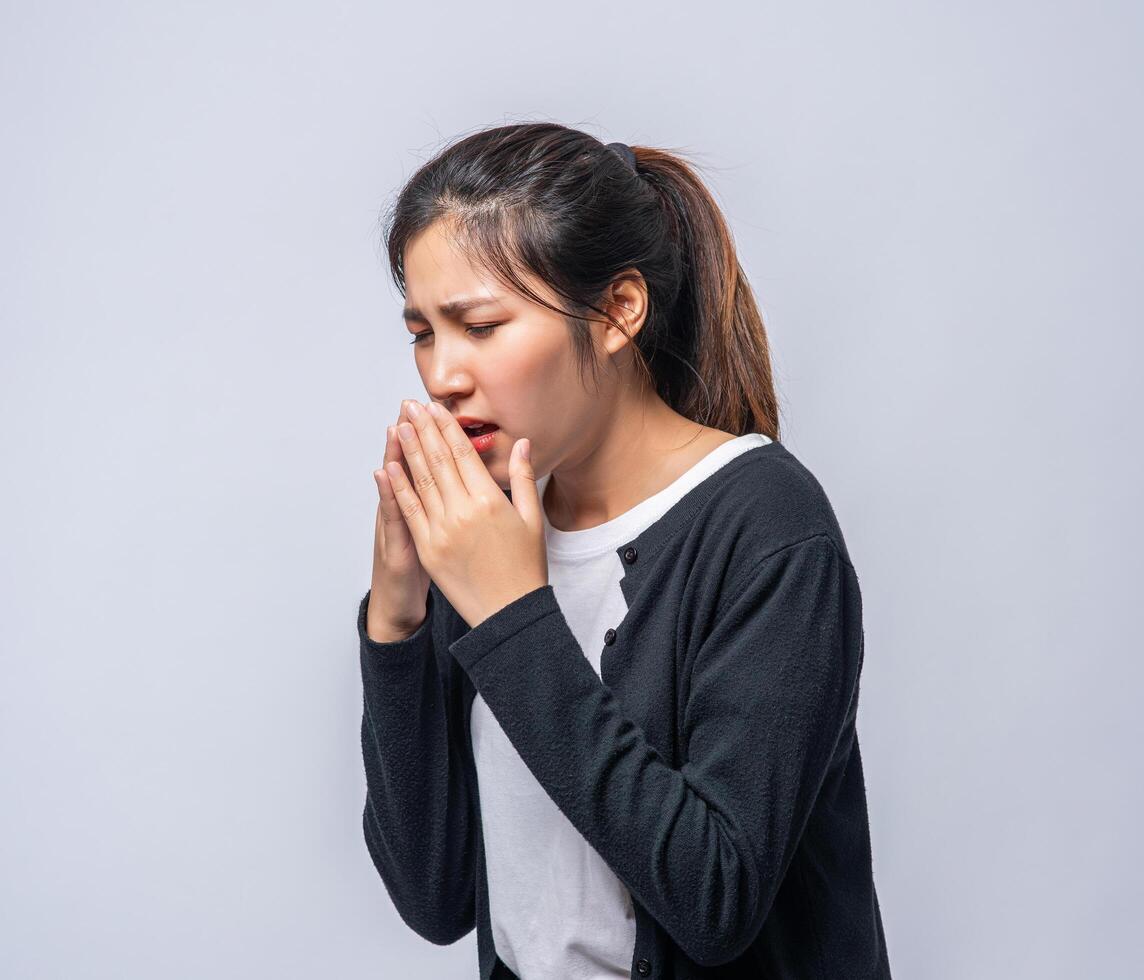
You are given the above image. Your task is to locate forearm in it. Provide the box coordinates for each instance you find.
[357,589,478,944]
[446,539,856,968]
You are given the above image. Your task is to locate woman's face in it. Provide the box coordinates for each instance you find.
[401,220,618,490]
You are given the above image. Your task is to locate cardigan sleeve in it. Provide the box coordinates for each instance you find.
[446,532,862,967]
[357,585,479,945]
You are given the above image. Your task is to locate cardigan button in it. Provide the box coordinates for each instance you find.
[604,628,616,645]
[635,958,651,976]
[623,546,638,563]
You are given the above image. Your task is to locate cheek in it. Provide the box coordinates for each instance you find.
[492,347,569,418]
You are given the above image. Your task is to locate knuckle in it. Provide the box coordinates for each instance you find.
[425,444,452,468]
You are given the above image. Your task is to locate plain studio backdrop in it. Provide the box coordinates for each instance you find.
[2,2,1140,978]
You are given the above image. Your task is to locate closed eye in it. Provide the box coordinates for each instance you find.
[409,324,501,346]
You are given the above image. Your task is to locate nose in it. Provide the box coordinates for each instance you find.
[421,338,475,408]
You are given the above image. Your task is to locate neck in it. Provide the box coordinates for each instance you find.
[542,390,709,532]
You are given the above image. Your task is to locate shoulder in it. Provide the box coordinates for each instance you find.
[699,439,855,572]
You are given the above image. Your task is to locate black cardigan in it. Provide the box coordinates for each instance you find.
[357,440,892,978]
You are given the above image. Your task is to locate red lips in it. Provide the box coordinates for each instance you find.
[455,415,499,435]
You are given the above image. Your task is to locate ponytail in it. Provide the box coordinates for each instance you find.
[628,146,781,439]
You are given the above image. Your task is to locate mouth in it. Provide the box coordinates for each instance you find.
[463,423,499,453]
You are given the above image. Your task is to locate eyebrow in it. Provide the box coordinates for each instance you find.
[402,296,503,325]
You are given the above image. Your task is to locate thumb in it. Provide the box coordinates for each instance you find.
[509,438,541,532]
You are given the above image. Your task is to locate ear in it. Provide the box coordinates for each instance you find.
[601,268,649,355]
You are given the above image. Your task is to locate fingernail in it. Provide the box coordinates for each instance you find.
[398,422,414,439]
[406,401,423,418]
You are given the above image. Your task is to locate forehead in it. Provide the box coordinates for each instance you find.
[402,223,509,320]
[404,220,480,282]
[400,218,568,325]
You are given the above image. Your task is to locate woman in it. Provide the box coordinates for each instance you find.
[358,125,892,979]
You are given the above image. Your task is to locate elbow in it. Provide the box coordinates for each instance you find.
[362,808,476,947]
[367,848,477,947]
[675,833,771,967]
[680,916,764,969]
[400,903,476,947]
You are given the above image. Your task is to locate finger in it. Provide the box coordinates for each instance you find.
[508,437,542,530]
[384,457,429,546]
[374,496,384,559]
[395,404,416,485]
[387,416,414,487]
[376,431,414,548]
[395,413,445,522]
[375,470,412,538]
[425,400,501,495]
[404,401,466,511]
[392,400,433,512]
[378,429,411,524]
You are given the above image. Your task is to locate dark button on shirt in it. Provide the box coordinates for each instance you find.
[623,546,638,563]
[604,628,616,645]
[636,958,651,976]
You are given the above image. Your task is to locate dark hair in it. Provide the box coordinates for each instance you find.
[380,123,781,440]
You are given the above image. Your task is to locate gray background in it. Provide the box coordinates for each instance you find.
[2,2,1140,977]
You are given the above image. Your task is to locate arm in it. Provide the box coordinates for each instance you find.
[358,583,479,945]
[446,533,861,967]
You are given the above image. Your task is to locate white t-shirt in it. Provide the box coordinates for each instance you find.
[470,432,772,979]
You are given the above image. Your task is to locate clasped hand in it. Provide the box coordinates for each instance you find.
[384,400,548,629]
